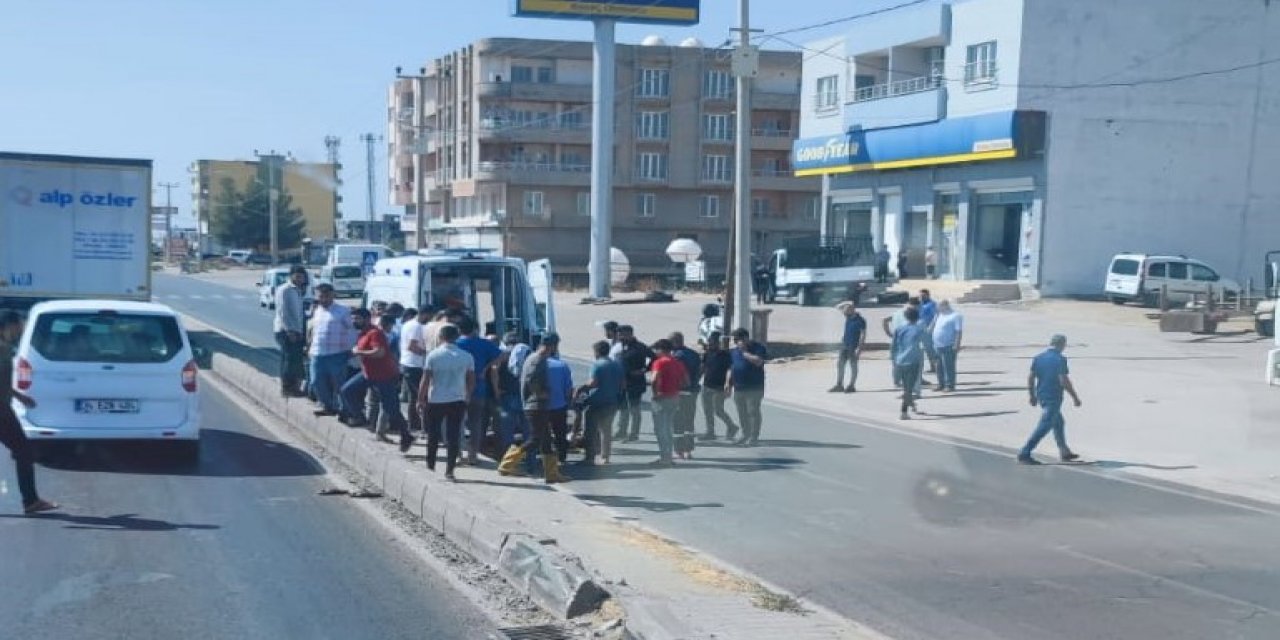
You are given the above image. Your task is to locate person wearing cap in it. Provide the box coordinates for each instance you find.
[273,264,309,397]
[0,311,57,514]
[417,323,475,481]
[520,333,570,483]
[1018,334,1082,465]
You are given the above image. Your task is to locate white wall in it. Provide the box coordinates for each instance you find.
[946,0,1024,118]
[556,59,592,85]
[1020,0,1280,294]
[797,36,850,138]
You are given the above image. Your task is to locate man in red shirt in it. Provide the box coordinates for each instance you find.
[339,309,411,450]
[648,338,687,466]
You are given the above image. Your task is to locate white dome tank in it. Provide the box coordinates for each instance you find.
[641,35,667,47]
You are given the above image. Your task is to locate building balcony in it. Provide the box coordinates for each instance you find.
[752,91,800,111]
[752,168,820,192]
[844,79,946,129]
[475,161,591,186]
[750,128,794,151]
[478,120,590,145]
[700,171,734,185]
[477,81,592,103]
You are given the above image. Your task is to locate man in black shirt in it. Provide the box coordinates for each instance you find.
[0,311,57,514]
[611,325,652,443]
[698,332,738,441]
[669,332,701,458]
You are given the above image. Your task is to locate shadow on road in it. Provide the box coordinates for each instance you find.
[1092,460,1199,471]
[575,493,725,512]
[188,329,278,374]
[3,512,221,532]
[922,410,1019,420]
[37,429,323,478]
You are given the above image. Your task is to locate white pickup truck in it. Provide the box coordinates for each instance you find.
[763,236,881,307]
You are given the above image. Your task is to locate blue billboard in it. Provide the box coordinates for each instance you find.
[512,0,699,25]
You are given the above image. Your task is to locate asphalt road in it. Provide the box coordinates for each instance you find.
[153,273,1280,640]
[0,375,496,639]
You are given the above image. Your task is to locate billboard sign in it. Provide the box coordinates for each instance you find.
[512,0,699,25]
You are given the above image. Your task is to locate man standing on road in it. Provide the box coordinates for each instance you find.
[307,283,356,417]
[726,328,767,446]
[874,244,891,284]
[457,317,501,465]
[925,246,939,280]
[418,324,474,481]
[883,297,921,389]
[891,306,926,420]
[1018,334,1082,465]
[830,301,867,393]
[698,332,738,441]
[0,312,57,515]
[520,333,569,484]
[613,325,652,443]
[273,265,309,397]
[399,307,431,438]
[669,332,701,458]
[649,338,687,465]
[919,289,939,376]
[932,300,963,392]
[581,340,624,465]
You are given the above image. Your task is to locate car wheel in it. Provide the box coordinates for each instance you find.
[1110,296,1126,306]
[1257,318,1275,338]
[174,440,200,464]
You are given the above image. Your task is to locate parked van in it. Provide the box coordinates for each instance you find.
[362,250,555,344]
[1104,253,1240,306]
[318,264,365,298]
[327,244,394,270]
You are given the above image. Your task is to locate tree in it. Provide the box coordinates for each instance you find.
[210,176,307,252]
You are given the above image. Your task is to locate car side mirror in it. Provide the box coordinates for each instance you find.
[192,345,213,370]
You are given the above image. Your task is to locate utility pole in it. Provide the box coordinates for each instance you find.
[359,133,381,242]
[156,181,180,264]
[255,150,284,265]
[588,18,617,300]
[324,135,342,241]
[731,0,758,332]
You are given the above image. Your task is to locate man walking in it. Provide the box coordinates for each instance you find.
[874,244,891,284]
[669,332,701,458]
[417,324,474,481]
[891,306,926,420]
[649,339,687,465]
[830,301,867,393]
[340,309,411,446]
[520,333,569,484]
[612,325,652,442]
[1018,334,1082,464]
[932,300,963,392]
[883,297,921,389]
[726,328,767,446]
[0,312,57,514]
[698,332,738,441]
[399,307,431,438]
[307,283,356,417]
[273,265,309,397]
[919,289,939,376]
[457,317,501,465]
[581,340,624,465]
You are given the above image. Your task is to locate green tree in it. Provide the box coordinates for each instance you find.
[210,177,307,251]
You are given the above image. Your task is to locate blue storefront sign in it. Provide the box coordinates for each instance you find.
[512,0,699,25]
[793,110,1045,176]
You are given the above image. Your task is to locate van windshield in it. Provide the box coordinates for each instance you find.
[32,312,184,363]
[1111,259,1140,276]
[332,266,362,279]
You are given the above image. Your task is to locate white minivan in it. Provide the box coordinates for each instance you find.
[1104,253,1241,306]
[10,300,202,459]
[318,264,365,298]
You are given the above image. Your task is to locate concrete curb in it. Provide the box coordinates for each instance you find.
[207,352,608,619]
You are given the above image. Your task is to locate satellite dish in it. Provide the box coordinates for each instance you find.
[665,238,703,263]
[610,247,630,285]
[641,35,667,47]
[679,37,705,48]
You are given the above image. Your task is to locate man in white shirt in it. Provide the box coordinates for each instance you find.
[307,284,357,416]
[417,324,475,481]
[398,307,431,438]
[932,299,964,392]
[273,265,309,397]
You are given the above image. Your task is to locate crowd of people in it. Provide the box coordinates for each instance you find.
[271,266,771,484]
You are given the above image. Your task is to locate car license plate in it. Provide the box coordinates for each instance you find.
[75,399,141,414]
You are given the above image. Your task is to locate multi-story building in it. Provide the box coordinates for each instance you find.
[190,157,340,253]
[795,0,1280,296]
[388,37,821,279]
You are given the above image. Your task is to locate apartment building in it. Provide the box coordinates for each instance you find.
[796,0,1280,296]
[388,37,821,279]
[190,158,340,253]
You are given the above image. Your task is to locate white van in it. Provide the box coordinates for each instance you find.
[11,300,202,459]
[318,264,365,298]
[1104,253,1240,306]
[327,244,394,270]
[362,250,556,344]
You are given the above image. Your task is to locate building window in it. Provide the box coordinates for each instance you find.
[815,75,839,112]
[577,192,590,217]
[700,195,720,219]
[636,193,656,218]
[639,68,670,98]
[537,66,554,83]
[703,69,732,99]
[511,65,533,83]
[751,197,770,218]
[702,113,732,141]
[559,110,584,129]
[636,111,670,139]
[926,46,946,81]
[702,154,732,182]
[805,196,821,220]
[637,152,668,181]
[523,190,545,216]
[965,41,998,84]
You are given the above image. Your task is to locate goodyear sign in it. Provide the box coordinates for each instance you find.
[512,0,699,25]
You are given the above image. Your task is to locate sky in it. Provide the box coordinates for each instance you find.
[0,0,919,226]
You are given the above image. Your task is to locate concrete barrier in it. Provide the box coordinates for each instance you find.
[205,351,607,618]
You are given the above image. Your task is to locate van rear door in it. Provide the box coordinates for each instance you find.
[528,259,556,334]
[1105,256,1142,297]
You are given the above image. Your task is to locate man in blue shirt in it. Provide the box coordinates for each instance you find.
[890,306,926,420]
[670,332,702,458]
[1019,334,1083,464]
[457,317,502,465]
[546,346,574,464]
[830,301,867,393]
[581,340,624,465]
[918,288,939,376]
[726,328,768,446]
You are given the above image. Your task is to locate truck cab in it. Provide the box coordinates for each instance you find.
[361,249,555,345]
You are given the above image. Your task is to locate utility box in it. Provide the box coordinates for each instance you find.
[1159,310,1219,334]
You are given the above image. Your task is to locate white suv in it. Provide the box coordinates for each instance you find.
[10,300,202,459]
[1104,253,1241,306]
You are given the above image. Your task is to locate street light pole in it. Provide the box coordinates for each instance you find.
[156,181,179,264]
[732,0,757,332]
[256,150,283,265]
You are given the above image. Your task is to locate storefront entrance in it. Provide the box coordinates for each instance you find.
[828,202,872,239]
[968,192,1030,281]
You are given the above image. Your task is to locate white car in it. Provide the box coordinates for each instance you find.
[318,263,365,298]
[1104,253,1241,306]
[10,300,202,459]
[257,267,315,311]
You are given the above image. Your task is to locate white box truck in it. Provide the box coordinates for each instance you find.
[0,152,153,310]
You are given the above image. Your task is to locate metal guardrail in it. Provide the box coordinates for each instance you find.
[849,75,943,103]
[477,161,591,173]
